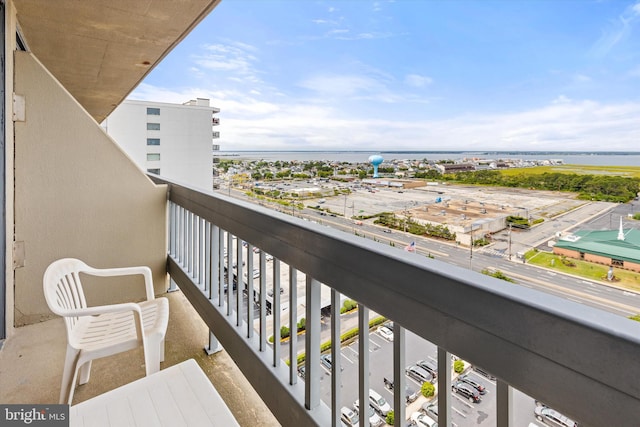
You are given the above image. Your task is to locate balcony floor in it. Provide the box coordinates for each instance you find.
[0,290,280,426]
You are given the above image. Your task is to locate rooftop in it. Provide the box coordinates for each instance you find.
[556,228,640,263]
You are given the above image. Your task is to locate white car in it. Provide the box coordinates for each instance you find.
[377,325,393,341]
[411,411,438,427]
[353,400,384,427]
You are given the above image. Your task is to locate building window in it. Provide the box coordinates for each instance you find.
[147,153,160,161]
[147,168,160,174]
[147,123,160,130]
[147,138,160,146]
[146,107,160,115]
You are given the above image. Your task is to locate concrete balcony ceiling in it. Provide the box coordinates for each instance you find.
[13,0,221,123]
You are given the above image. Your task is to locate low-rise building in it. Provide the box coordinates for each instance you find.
[553,221,640,272]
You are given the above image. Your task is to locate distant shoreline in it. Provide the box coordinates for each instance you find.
[215,151,640,167]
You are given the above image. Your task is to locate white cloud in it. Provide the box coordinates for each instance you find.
[591,2,640,57]
[405,74,433,87]
[573,74,592,83]
[551,95,572,104]
[193,42,262,84]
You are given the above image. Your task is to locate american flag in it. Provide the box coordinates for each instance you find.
[404,241,416,252]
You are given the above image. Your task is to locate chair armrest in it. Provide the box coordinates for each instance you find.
[62,302,143,318]
[82,265,155,301]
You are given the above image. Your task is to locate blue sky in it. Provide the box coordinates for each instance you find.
[131,0,640,152]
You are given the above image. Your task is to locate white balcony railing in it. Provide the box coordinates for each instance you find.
[150,175,640,427]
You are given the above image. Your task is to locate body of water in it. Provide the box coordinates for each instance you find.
[218,151,640,167]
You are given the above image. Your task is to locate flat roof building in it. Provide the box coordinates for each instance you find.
[104,98,220,191]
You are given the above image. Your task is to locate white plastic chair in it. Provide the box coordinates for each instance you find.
[43,258,169,404]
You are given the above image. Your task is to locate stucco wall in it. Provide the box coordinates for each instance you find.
[13,51,168,326]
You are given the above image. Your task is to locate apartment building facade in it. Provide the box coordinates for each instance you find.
[104,98,220,191]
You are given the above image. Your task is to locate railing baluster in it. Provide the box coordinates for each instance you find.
[393,322,405,427]
[198,217,204,286]
[187,212,193,274]
[177,205,183,263]
[358,305,370,427]
[247,244,255,338]
[259,251,267,352]
[304,276,320,410]
[226,232,233,316]
[218,229,225,306]
[331,288,341,427]
[236,238,244,327]
[497,379,513,427]
[289,266,297,384]
[210,224,218,300]
[272,259,281,367]
[204,221,211,293]
[438,347,452,427]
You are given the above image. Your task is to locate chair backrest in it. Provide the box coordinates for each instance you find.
[43,258,91,338]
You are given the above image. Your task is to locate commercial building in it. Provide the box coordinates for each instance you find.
[553,219,640,272]
[104,98,220,190]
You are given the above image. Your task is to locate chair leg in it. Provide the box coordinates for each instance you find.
[143,335,163,376]
[59,345,80,405]
[78,360,93,385]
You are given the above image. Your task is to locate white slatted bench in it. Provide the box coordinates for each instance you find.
[70,359,239,427]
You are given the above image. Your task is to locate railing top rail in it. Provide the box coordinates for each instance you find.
[150,174,640,426]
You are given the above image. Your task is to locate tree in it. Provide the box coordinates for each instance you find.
[421,381,435,397]
[385,410,394,425]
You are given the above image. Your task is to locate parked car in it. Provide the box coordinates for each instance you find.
[353,400,384,427]
[452,381,481,403]
[376,325,393,341]
[320,354,343,371]
[340,406,359,427]
[457,374,486,394]
[405,365,434,384]
[244,268,260,279]
[420,402,438,420]
[383,377,419,403]
[368,389,391,417]
[472,365,496,381]
[534,405,578,427]
[297,365,305,379]
[410,411,438,427]
[416,359,438,380]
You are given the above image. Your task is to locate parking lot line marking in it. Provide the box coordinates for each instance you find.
[341,353,354,365]
[346,346,359,357]
[453,395,475,409]
[452,406,467,417]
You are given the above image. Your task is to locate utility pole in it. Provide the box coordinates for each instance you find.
[508,224,512,261]
[343,194,347,217]
[469,227,473,269]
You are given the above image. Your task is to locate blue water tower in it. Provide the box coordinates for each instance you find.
[368,155,384,178]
